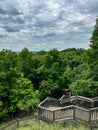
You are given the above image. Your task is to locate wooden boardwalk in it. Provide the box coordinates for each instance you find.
[38,96,98,129]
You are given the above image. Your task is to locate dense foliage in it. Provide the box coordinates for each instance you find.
[0,18,98,120]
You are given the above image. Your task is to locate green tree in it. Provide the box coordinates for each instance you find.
[9,77,39,113]
[0,50,20,72]
[69,18,98,97]
[89,17,98,81]
[0,72,9,119]
[39,79,59,100]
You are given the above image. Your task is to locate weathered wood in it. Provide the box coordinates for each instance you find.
[90,107,98,123]
[38,97,50,107]
[54,105,74,121]
[61,96,94,108]
[38,106,54,122]
[74,105,90,122]
[38,96,98,128]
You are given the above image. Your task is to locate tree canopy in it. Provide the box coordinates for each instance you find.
[0,18,98,121]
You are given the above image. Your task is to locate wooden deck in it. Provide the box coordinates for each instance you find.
[38,96,98,129]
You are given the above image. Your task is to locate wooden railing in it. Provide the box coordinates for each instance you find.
[38,97,60,108]
[39,96,98,109]
[38,96,98,128]
[54,105,74,121]
[74,106,90,122]
[0,116,37,130]
[60,96,94,108]
[38,105,98,128]
[90,107,98,123]
[38,106,54,122]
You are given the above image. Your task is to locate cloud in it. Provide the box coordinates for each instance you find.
[0,6,21,15]
[76,0,98,15]
[2,25,20,32]
[0,0,98,51]
[0,34,7,38]
[0,7,6,14]
[0,15,25,25]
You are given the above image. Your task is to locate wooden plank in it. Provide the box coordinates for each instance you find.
[38,96,98,128]
[74,106,89,122]
[54,106,74,120]
[38,97,49,107]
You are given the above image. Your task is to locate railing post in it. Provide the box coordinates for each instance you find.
[53,111,55,122]
[16,119,19,128]
[37,107,40,123]
[92,102,94,108]
[73,106,75,120]
[89,110,92,130]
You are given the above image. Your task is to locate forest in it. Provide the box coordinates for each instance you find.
[0,18,98,121]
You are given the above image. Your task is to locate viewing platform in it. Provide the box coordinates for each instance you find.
[38,95,98,129]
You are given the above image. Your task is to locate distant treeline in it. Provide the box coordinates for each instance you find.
[0,18,98,120]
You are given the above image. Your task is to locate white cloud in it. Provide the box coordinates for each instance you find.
[0,0,98,51]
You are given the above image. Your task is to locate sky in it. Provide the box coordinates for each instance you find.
[0,0,98,51]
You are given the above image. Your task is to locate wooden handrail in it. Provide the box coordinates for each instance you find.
[90,107,98,110]
[38,96,98,109]
[61,96,94,103]
[93,97,98,101]
[38,105,54,112]
[38,97,49,107]
[38,96,98,128]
